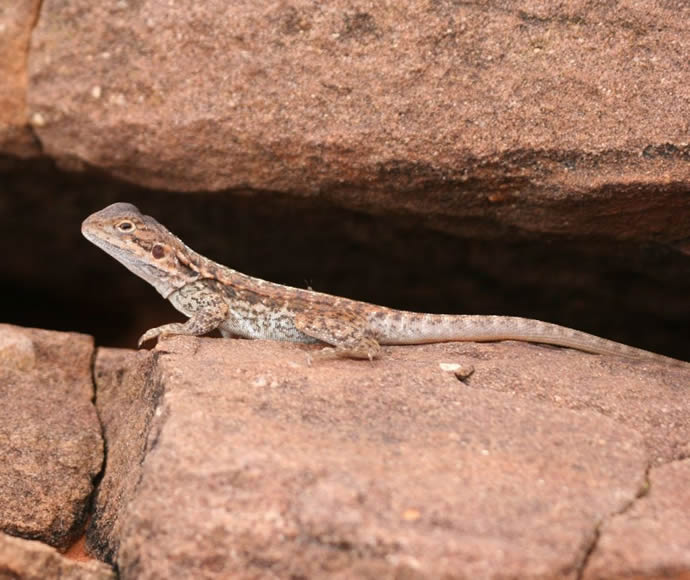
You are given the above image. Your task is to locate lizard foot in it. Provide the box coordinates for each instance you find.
[137,323,188,347]
[309,341,380,362]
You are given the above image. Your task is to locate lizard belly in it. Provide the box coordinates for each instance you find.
[219,310,317,343]
[169,281,316,343]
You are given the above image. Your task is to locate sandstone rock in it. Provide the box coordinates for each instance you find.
[86,347,159,562]
[583,459,690,580]
[89,336,689,578]
[0,532,114,580]
[26,1,690,245]
[0,324,103,550]
[0,0,41,157]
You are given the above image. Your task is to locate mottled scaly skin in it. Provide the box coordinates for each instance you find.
[82,203,688,366]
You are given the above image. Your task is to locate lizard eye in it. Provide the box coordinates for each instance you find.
[116,220,135,233]
[151,244,165,259]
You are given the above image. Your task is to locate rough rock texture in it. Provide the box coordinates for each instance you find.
[89,337,689,578]
[584,459,690,580]
[0,532,115,580]
[0,324,103,550]
[26,1,690,247]
[86,348,159,562]
[0,0,40,157]
[1,2,687,576]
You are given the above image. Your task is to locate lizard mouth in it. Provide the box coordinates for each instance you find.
[80,224,175,296]
[80,224,121,256]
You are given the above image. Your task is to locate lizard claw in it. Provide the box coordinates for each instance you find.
[312,347,337,361]
[138,328,161,348]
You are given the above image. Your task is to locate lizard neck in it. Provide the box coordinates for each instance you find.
[123,231,215,299]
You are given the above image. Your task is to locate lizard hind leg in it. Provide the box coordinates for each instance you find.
[294,311,381,360]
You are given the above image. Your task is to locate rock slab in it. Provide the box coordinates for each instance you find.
[0,0,40,157]
[0,532,114,580]
[0,324,103,550]
[89,337,690,578]
[584,459,690,580]
[24,1,690,247]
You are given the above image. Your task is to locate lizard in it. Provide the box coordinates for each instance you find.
[82,202,688,367]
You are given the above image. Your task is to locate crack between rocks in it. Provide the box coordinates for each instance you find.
[140,350,169,459]
[576,520,601,580]
[28,0,43,31]
[61,345,110,564]
[88,345,109,496]
[575,460,652,580]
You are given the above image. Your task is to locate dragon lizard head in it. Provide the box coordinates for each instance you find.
[82,202,201,298]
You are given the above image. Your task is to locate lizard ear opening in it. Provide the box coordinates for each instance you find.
[151,244,166,259]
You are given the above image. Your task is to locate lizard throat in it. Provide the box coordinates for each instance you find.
[82,232,180,298]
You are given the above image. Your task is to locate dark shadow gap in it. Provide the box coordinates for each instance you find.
[1,155,689,360]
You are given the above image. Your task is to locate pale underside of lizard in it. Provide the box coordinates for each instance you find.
[82,202,688,367]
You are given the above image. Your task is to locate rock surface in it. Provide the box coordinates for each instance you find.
[86,347,159,562]
[0,0,40,157]
[0,324,103,550]
[1,2,687,577]
[25,1,690,246]
[89,336,689,578]
[584,459,690,580]
[0,532,114,580]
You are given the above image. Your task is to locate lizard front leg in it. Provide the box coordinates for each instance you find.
[294,310,381,360]
[138,282,229,347]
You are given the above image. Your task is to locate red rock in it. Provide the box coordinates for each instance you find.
[0,0,41,157]
[0,532,114,579]
[584,459,690,580]
[0,324,103,550]
[88,336,689,577]
[25,1,689,244]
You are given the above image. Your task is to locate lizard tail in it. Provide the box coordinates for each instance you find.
[370,312,688,367]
